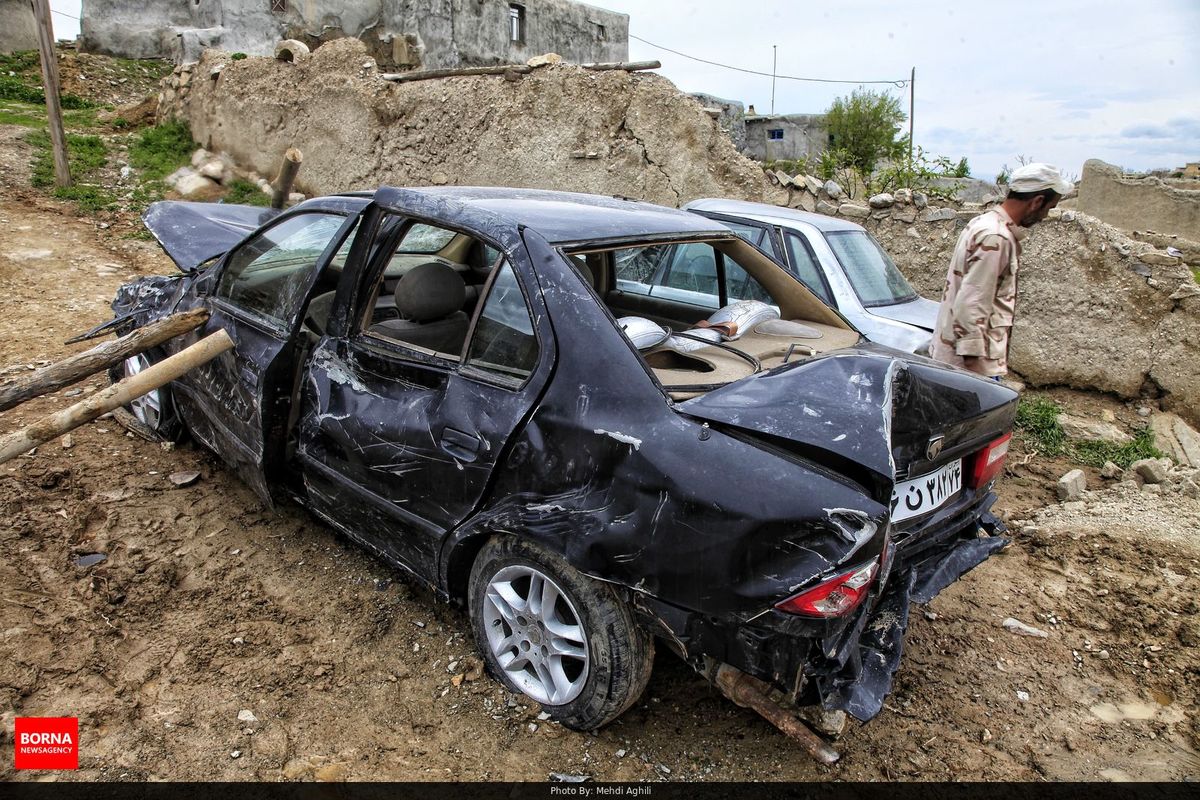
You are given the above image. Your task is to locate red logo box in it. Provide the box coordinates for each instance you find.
[14,717,78,770]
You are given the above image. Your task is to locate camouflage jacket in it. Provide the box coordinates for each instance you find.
[930,207,1027,377]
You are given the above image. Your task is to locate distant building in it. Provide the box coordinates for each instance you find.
[743,112,828,163]
[1183,162,1200,179]
[0,0,38,54]
[79,0,628,68]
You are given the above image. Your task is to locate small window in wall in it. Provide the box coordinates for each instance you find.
[509,4,526,44]
[270,0,286,13]
[595,23,607,41]
[767,129,784,141]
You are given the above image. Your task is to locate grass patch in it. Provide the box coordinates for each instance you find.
[224,178,272,206]
[1014,395,1161,469]
[29,129,108,187]
[0,74,94,110]
[0,102,45,127]
[128,120,196,180]
[52,184,117,212]
[1192,265,1200,285]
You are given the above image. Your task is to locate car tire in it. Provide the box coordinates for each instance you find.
[109,352,185,443]
[468,536,654,731]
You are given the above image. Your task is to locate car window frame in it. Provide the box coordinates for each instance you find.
[212,209,356,338]
[347,213,546,392]
[782,230,837,308]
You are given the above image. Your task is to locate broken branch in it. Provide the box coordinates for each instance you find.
[0,329,234,464]
[0,309,210,413]
[581,60,661,72]
[271,147,303,210]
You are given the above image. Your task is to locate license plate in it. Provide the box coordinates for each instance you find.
[890,459,963,524]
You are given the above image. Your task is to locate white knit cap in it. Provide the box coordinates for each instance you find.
[1008,163,1073,195]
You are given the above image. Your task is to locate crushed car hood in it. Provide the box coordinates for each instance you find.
[142,201,280,271]
[679,346,1017,485]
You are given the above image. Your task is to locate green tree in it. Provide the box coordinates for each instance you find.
[823,88,907,176]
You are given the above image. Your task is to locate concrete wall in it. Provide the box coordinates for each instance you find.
[744,113,827,162]
[80,0,628,67]
[0,0,39,54]
[689,92,745,151]
[1078,158,1200,241]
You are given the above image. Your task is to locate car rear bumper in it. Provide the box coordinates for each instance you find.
[633,491,1008,722]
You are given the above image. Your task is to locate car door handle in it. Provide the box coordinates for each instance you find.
[440,427,481,462]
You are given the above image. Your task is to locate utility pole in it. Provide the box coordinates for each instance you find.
[908,66,915,174]
[771,45,777,115]
[29,0,71,187]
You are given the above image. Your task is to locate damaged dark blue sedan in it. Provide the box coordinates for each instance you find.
[104,187,1016,757]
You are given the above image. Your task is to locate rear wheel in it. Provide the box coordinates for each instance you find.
[468,537,654,731]
[111,353,184,442]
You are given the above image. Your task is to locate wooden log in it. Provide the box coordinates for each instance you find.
[30,0,70,187]
[0,309,210,413]
[581,60,661,72]
[271,147,303,210]
[380,64,533,82]
[0,330,234,464]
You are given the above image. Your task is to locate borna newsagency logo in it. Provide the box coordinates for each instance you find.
[14,717,79,770]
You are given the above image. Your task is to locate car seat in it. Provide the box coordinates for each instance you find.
[372,261,469,354]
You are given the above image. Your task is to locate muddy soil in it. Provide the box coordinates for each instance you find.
[0,146,1197,782]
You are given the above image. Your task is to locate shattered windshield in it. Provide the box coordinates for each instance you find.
[824,230,918,307]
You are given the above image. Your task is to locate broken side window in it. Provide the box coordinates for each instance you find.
[217,212,345,329]
[464,260,538,386]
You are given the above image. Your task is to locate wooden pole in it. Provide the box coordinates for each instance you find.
[580,60,660,72]
[379,61,659,82]
[0,309,210,413]
[908,66,915,177]
[0,330,234,464]
[29,0,71,188]
[271,147,303,209]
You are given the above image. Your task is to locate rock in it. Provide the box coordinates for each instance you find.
[61,435,74,449]
[838,203,870,219]
[1057,469,1086,501]
[802,175,823,195]
[823,180,844,200]
[1138,251,1181,267]
[868,192,894,209]
[314,763,348,782]
[198,160,226,182]
[894,188,913,204]
[1100,461,1123,479]
[549,773,590,783]
[288,192,306,205]
[527,723,538,733]
[526,52,563,68]
[1015,690,1030,702]
[169,471,200,487]
[1057,413,1132,444]
[1182,478,1200,499]
[430,171,449,186]
[190,148,210,168]
[912,191,928,209]
[1149,413,1200,467]
[772,169,791,187]
[1137,406,1152,417]
[236,709,258,724]
[1098,649,1110,660]
[615,748,627,758]
[230,750,241,759]
[1002,617,1049,638]
[922,207,957,222]
[281,758,313,779]
[795,191,816,213]
[1143,483,1162,494]
[1131,457,1169,484]
[891,208,917,224]
[815,200,838,216]
[176,173,215,197]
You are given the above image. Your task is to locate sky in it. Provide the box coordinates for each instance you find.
[46,0,1200,181]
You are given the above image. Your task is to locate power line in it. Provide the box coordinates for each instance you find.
[629,33,908,88]
[50,9,77,23]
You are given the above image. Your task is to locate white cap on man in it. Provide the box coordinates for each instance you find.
[1008,163,1074,196]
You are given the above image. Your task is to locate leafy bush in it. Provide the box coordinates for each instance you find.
[129,120,197,180]
[1014,395,1161,469]
[824,89,907,177]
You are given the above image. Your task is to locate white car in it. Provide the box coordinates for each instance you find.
[615,198,938,354]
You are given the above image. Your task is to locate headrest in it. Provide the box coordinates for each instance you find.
[394,262,466,322]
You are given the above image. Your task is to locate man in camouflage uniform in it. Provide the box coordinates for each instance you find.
[930,163,1073,378]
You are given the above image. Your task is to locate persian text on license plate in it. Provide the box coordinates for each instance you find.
[890,459,963,524]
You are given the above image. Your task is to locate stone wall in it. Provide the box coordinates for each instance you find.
[81,0,628,68]
[1078,158,1200,242]
[0,0,38,54]
[157,42,1200,426]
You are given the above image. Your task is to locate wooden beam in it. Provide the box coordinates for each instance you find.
[29,0,70,187]
[0,330,234,464]
[380,64,533,83]
[0,309,210,413]
[271,147,303,210]
[581,60,661,72]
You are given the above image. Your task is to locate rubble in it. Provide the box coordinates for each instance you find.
[1131,458,1170,484]
[1057,469,1087,501]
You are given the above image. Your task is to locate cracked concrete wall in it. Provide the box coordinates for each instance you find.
[81,0,627,67]
[1078,158,1200,242]
[168,39,770,207]
[0,0,38,54]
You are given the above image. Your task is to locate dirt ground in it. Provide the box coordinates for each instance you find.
[0,128,1197,782]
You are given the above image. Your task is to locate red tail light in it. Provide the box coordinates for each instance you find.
[775,558,879,618]
[968,433,1011,488]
